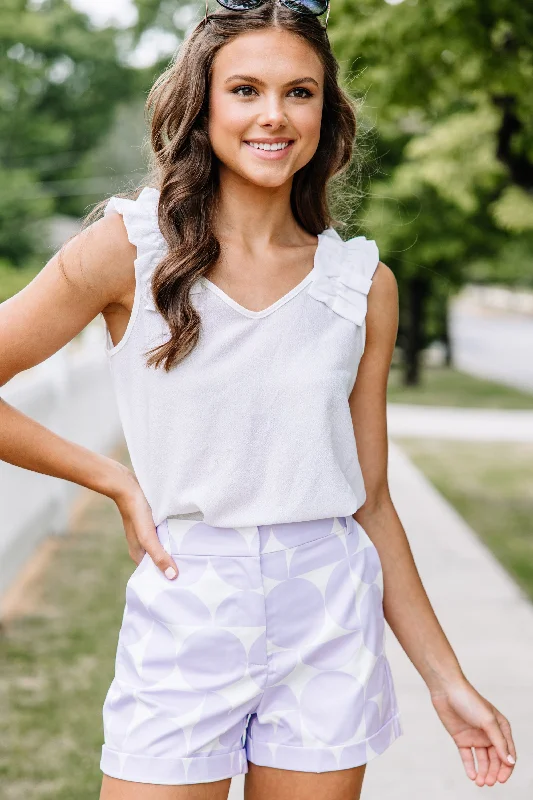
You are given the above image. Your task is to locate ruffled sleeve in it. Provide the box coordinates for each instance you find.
[103,186,167,310]
[308,227,380,326]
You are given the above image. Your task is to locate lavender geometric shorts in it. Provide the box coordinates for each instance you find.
[100,515,403,785]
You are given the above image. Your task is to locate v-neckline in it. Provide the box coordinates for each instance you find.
[198,230,328,319]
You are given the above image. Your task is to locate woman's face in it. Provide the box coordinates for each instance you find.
[208,27,324,188]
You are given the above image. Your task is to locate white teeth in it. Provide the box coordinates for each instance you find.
[247,141,290,151]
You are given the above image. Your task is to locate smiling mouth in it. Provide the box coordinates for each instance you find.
[244,141,294,151]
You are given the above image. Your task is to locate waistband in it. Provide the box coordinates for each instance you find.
[156,515,355,557]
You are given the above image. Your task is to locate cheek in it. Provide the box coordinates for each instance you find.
[297,104,323,145]
[209,95,249,144]
[287,106,322,168]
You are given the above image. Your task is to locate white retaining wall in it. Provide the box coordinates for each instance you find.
[0,318,121,602]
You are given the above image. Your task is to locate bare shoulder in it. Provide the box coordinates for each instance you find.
[348,260,398,408]
[58,210,137,306]
[365,261,399,349]
[369,261,398,307]
[0,210,137,385]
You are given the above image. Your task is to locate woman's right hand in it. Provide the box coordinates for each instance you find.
[113,467,179,580]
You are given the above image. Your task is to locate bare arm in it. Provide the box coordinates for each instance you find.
[0,214,179,580]
[349,263,516,787]
[0,215,135,495]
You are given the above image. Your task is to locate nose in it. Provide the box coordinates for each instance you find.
[256,93,288,129]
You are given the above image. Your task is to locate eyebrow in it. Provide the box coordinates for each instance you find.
[224,74,320,89]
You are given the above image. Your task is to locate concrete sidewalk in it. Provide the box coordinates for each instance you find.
[361,442,533,798]
[387,404,533,441]
[230,442,533,799]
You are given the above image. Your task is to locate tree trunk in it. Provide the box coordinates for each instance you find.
[442,305,453,368]
[403,277,427,386]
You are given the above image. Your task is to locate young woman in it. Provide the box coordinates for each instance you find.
[0,1,517,798]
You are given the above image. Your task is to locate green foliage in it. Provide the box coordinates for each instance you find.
[466,234,533,286]
[0,169,52,265]
[71,99,151,213]
[330,0,533,271]
[396,102,505,215]
[491,186,533,233]
[0,0,138,266]
[329,0,533,379]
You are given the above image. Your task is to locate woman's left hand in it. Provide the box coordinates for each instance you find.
[430,678,517,787]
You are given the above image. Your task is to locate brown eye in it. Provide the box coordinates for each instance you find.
[232,85,257,97]
[289,87,313,98]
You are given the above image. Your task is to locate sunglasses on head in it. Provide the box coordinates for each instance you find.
[204,0,331,31]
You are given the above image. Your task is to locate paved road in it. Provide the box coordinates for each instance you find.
[229,443,533,799]
[450,299,533,393]
[386,299,533,439]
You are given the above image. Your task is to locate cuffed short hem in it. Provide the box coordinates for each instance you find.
[100,744,248,785]
[246,712,404,773]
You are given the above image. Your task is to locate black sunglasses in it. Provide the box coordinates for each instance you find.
[204,0,331,31]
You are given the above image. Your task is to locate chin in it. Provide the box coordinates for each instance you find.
[234,164,292,187]
[247,174,290,189]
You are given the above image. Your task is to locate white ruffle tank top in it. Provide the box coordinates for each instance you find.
[102,186,380,528]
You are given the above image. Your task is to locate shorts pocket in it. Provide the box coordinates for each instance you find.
[345,518,384,596]
[126,551,150,587]
[344,521,387,657]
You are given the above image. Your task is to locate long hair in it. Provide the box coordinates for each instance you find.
[83,3,357,371]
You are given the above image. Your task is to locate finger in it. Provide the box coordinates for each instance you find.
[142,535,179,580]
[497,713,517,765]
[496,760,514,784]
[458,747,477,781]
[127,540,146,565]
[485,745,500,787]
[484,712,515,768]
[474,747,489,787]
[495,713,516,782]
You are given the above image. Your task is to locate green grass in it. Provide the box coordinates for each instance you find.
[387,365,533,409]
[0,261,43,303]
[396,438,533,602]
[0,447,135,799]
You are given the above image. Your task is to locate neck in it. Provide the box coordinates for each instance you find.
[214,165,304,247]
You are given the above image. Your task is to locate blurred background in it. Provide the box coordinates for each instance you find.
[0,0,532,797]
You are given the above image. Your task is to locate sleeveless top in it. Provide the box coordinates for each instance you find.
[102,186,380,528]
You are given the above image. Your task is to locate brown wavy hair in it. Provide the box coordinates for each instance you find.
[84,2,358,371]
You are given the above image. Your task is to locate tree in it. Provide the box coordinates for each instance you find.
[330,0,533,383]
[0,0,139,265]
